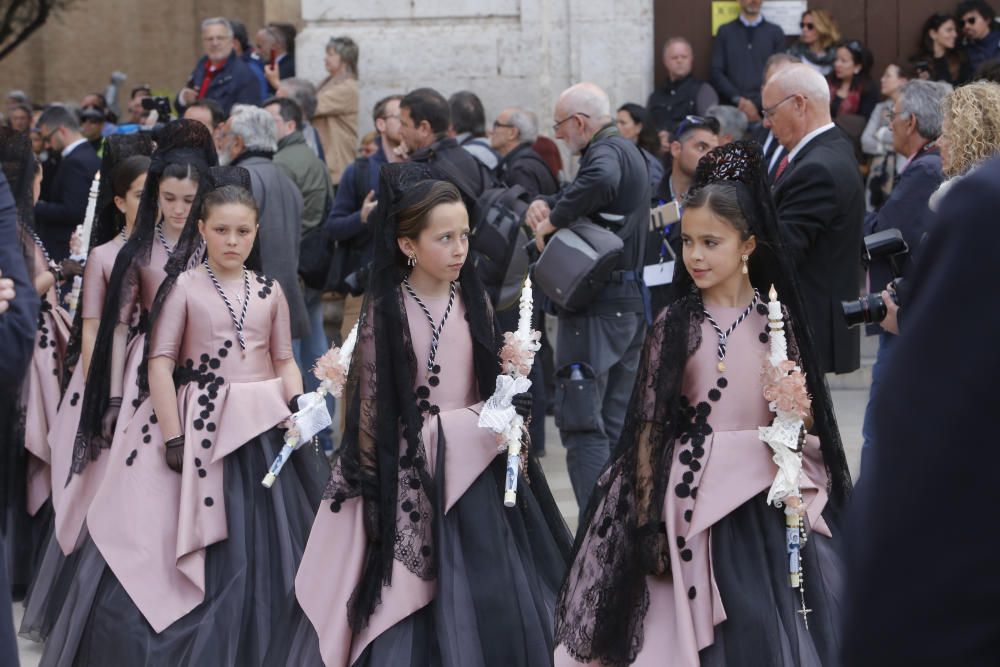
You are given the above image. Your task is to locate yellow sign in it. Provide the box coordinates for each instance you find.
[712,1,741,36]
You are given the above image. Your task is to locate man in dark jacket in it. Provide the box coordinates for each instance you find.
[0,170,41,667]
[526,82,649,518]
[843,154,1000,667]
[177,17,263,116]
[858,80,949,466]
[712,0,786,122]
[765,64,863,375]
[399,87,493,210]
[34,105,100,261]
[959,0,1000,71]
[648,37,719,140]
[491,106,559,198]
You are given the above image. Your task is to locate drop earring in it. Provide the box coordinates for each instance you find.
[408,253,417,268]
[741,254,749,274]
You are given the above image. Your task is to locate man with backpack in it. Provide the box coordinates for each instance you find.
[325,94,404,338]
[492,106,559,199]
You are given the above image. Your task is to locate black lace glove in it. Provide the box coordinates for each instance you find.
[165,435,185,473]
[101,397,122,444]
[512,392,532,419]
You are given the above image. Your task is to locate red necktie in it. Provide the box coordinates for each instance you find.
[773,154,790,182]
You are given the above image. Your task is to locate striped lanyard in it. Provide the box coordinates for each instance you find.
[703,288,760,373]
[403,277,456,375]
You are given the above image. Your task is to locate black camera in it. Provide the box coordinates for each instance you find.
[140,96,173,121]
[842,228,909,328]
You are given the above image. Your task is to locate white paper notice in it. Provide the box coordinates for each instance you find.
[763,0,808,36]
[643,261,676,287]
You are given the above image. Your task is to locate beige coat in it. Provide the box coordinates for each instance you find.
[313,75,359,186]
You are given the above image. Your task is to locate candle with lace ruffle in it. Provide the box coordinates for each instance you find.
[67,172,101,319]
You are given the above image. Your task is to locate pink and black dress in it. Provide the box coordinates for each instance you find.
[39,267,328,666]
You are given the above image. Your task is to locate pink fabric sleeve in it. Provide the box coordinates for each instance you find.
[149,280,187,361]
[80,248,109,320]
[269,280,294,362]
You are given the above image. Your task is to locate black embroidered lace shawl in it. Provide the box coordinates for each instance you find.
[554,141,852,665]
[321,163,570,632]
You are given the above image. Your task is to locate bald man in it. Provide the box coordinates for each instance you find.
[526,82,649,518]
[763,64,863,374]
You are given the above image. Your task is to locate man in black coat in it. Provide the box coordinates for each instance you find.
[858,80,949,465]
[525,82,649,519]
[764,64,863,375]
[0,170,42,667]
[491,106,559,198]
[712,0,786,122]
[177,17,263,116]
[34,105,100,261]
[842,154,1000,667]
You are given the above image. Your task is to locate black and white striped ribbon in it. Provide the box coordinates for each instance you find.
[27,227,52,265]
[402,277,456,374]
[703,288,760,365]
[156,222,174,254]
[203,257,250,350]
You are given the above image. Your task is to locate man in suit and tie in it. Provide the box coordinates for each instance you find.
[763,63,864,374]
[34,105,101,261]
[755,53,801,182]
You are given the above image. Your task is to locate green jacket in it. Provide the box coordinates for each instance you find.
[273,130,333,234]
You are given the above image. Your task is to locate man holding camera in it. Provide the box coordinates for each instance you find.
[858,80,950,465]
[526,82,648,518]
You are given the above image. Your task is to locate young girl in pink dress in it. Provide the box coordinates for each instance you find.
[268,164,571,667]
[554,142,850,667]
[19,135,152,642]
[41,170,328,666]
[0,127,74,597]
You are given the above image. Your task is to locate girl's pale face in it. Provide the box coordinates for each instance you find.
[114,173,147,233]
[800,13,817,46]
[158,177,199,234]
[833,48,858,82]
[681,205,754,293]
[616,110,641,141]
[932,20,958,50]
[199,203,258,272]
[399,201,470,286]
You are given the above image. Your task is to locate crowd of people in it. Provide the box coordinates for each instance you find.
[1,0,1000,665]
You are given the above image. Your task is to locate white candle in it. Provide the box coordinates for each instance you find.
[517,276,532,340]
[339,320,359,367]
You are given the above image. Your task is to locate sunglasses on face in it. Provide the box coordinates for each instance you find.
[965,16,980,25]
[800,22,815,30]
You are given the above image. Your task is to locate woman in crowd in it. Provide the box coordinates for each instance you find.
[787,9,841,76]
[0,128,74,598]
[267,165,571,666]
[861,61,915,209]
[913,13,972,86]
[554,142,849,667]
[617,103,664,194]
[829,40,880,121]
[313,36,360,186]
[932,81,1000,208]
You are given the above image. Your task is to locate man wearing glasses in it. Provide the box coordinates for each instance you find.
[176,17,263,116]
[525,82,649,519]
[958,0,1000,71]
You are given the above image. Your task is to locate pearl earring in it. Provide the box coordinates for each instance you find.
[741,254,749,274]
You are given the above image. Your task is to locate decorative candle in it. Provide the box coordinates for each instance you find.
[67,173,101,319]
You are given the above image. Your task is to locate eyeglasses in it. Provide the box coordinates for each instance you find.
[493,120,514,129]
[674,114,720,137]
[203,35,230,43]
[887,108,909,122]
[761,95,799,119]
[800,21,815,30]
[39,127,57,143]
[552,112,590,132]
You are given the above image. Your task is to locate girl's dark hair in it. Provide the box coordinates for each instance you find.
[393,179,463,269]
[111,155,151,199]
[618,102,662,156]
[200,184,259,222]
[682,181,752,239]
[160,161,200,184]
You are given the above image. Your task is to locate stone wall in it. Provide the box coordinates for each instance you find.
[0,0,290,108]
[297,0,655,138]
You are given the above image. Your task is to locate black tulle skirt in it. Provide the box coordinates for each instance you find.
[268,456,569,667]
[19,518,82,641]
[698,492,845,667]
[37,428,329,667]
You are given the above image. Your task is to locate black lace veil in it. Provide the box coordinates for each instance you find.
[63,133,154,379]
[321,162,570,631]
[74,120,218,478]
[554,141,852,665]
[0,127,40,275]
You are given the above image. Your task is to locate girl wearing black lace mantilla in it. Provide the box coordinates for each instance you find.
[266,165,572,666]
[554,141,851,667]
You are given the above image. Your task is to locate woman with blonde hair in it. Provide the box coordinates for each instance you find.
[314,36,359,186]
[787,9,841,76]
[932,81,1000,206]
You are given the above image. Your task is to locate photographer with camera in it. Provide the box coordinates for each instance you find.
[853,80,951,466]
[526,82,649,518]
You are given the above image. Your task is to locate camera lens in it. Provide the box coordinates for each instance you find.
[841,293,888,328]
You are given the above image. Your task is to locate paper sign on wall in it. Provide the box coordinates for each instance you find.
[711,0,808,36]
